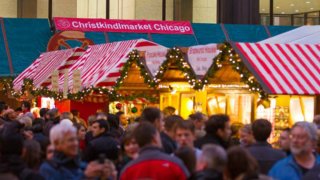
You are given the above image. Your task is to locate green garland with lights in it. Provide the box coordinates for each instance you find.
[0,44,268,102]
[109,91,159,103]
[0,50,158,103]
[113,49,158,89]
[155,47,205,90]
[203,42,268,100]
[0,77,23,98]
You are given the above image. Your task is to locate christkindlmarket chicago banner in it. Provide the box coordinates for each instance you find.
[54,17,194,34]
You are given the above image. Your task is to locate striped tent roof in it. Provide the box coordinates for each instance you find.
[62,39,166,90]
[235,43,320,95]
[42,48,85,87]
[13,48,77,90]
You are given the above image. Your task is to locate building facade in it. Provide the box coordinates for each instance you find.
[0,0,319,25]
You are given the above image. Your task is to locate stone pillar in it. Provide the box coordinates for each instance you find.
[18,0,37,18]
[0,0,18,17]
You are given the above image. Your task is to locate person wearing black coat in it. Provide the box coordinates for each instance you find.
[194,115,231,149]
[32,119,50,153]
[83,120,119,162]
[248,119,286,174]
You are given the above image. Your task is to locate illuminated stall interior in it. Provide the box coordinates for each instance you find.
[206,62,254,124]
[256,95,316,143]
[158,60,196,119]
[109,60,159,118]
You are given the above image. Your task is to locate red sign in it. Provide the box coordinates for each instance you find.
[54,17,194,34]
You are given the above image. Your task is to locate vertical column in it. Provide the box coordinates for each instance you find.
[162,0,166,20]
[18,0,37,18]
[218,0,260,24]
[174,0,192,21]
[106,0,109,19]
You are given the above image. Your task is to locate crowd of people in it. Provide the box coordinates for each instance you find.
[1,101,320,180]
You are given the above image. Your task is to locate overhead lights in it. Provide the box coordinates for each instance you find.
[290,4,295,6]
[295,10,299,12]
[281,12,285,14]
[276,6,280,9]
[262,9,265,11]
[310,7,314,10]
[306,1,310,3]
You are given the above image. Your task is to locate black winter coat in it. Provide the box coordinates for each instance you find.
[83,133,120,162]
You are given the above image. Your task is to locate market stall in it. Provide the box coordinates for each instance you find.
[234,42,320,139]
[12,39,164,119]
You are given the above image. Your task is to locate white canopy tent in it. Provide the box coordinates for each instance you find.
[260,26,320,44]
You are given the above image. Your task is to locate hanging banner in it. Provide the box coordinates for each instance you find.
[51,70,59,92]
[145,48,168,77]
[187,44,219,77]
[63,70,69,99]
[54,17,194,34]
[73,70,81,93]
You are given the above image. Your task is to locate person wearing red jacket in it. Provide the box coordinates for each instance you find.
[120,122,190,180]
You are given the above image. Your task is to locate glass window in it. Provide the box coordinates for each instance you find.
[260,0,320,25]
[307,12,320,25]
[273,15,291,26]
[293,13,305,26]
[260,0,270,25]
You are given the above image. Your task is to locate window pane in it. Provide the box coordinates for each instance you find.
[273,15,291,26]
[307,12,320,25]
[260,0,270,25]
[293,14,304,26]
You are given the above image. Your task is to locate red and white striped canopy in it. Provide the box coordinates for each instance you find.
[13,48,76,90]
[235,43,320,95]
[42,48,85,87]
[65,39,164,89]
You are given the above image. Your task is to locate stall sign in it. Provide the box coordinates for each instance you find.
[145,48,168,77]
[187,44,219,77]
[63,70,69,99]
[73,70,81,93]
[51,70,59,92]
